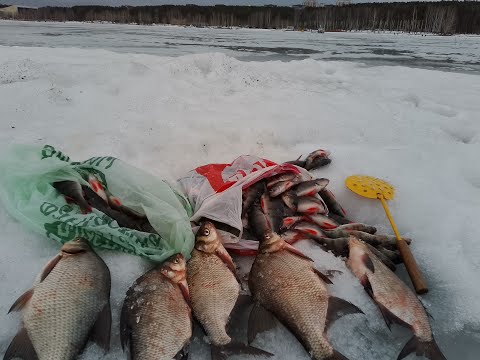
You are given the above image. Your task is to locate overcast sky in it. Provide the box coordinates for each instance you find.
[10,0,400,7]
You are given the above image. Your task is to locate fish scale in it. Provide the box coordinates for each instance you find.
[22,251,110,360]
[187,249,240,346]
[249,249,335,359]
[122,267,192,360]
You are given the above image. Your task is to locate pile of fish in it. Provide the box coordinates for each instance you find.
[242,149,410,271]
[53,176,156,233]
[3,149,446,359]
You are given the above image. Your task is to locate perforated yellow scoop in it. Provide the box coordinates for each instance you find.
[345,175,428,294]
[345,175,395,200]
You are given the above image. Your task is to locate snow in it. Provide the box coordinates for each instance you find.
[1,23,480,360]
[1,21,480,74]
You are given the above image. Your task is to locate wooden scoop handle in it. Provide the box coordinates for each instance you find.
[396,239,428,294]
[378,196,428,294]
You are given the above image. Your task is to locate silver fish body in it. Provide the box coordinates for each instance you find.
[347,237,446,360]
[249,198,273,240]
[188,248,240,345]
[187,222,240,346]
[260,193,292,233]
[306,157,332,171]
[307,214,339,230]
[5,238,111,360]
[293,179,329,197]
[187,222,273,360]
[266,173,297,189]
[268,175,302,197]
[249,233,362,360]
[120,254,192,360]
[297,196,328,215]
[304,149,331,170]
[242,181,265,216]
[319,189,346,218]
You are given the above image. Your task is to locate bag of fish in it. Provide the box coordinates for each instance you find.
[180,150,406,269]
[177,154,305,238]
[0,144,194,262]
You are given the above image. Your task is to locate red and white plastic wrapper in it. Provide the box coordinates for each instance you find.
[177,155,315,255]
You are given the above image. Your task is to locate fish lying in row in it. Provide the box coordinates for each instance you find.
[53,175,156,233]
[121,221,272,360]
[4,226,445,360]
[242,175,407,271]
[4,238,112,360]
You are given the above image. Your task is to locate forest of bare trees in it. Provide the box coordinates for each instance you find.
[1,2,479,34]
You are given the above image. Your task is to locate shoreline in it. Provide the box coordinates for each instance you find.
[2,19,480,38]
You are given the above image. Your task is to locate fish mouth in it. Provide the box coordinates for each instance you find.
[62,248,87,255]
[61,238,91,254]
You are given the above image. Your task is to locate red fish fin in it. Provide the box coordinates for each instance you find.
[108,195,122,210]
[313,268,333,284]
[280,230,306,245]
[89,301,112,352]
[361,253,375,273]
[178,279,192,308]
[248,302,277,344]
[211,343,273,360]
[215,247,238,278]
[398,335,447,360]
[3,327,39,360]
[283,242,313,262]
[88,175,108,202]
[326,296,364,330]
[8,288,34,313]
[260,195,267,214]
[40,253,62,282]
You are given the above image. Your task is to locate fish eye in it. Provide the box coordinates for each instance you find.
[174,258,179,264]
[204,229,210,236]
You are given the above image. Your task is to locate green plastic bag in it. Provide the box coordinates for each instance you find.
[0,145,194,263]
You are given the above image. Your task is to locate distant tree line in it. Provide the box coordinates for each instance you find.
[1,2,479,34]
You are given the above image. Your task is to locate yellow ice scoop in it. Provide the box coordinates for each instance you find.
[345,175,428,294]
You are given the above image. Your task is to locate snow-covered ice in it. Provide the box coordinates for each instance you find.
[1,21,479,73]
[1,22,480,360]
